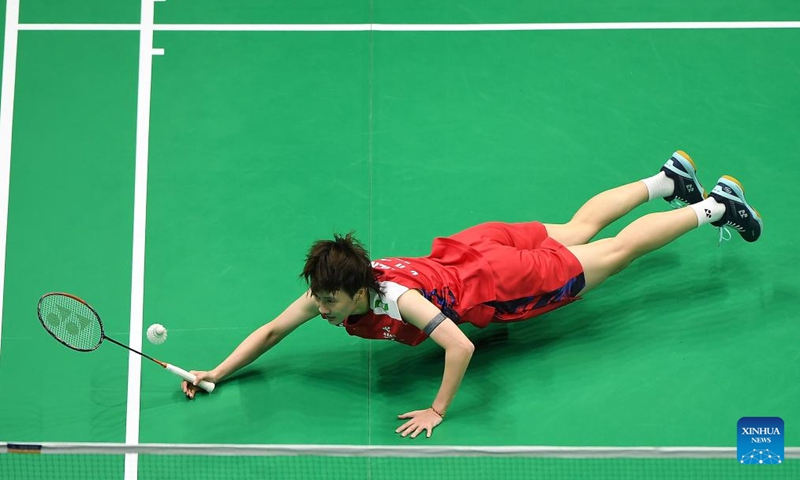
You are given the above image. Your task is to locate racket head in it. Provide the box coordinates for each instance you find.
[37,292,104,352]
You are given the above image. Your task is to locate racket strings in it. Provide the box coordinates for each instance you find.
[39,295,103,350]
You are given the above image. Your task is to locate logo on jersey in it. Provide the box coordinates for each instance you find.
[381,326,396,341]
[374,298,389,311]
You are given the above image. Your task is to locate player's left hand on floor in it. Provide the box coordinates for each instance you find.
[396,408,443,438]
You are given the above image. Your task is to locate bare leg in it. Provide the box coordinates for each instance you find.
[567,207,698,294]
[544,181,649,247]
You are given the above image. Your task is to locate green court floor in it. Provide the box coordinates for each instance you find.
[1,1,799,478]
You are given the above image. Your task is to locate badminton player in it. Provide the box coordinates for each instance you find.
[181,151,762,439]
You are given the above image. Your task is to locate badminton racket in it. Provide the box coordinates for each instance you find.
[37,292,215,393]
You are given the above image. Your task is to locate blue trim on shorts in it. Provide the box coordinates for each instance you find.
[486,273,585,316]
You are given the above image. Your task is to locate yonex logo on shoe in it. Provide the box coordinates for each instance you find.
[739,209,749,218]
[704,209,712,218]
[688,184,695,192]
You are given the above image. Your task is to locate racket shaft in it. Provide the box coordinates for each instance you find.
[165,364,216,393]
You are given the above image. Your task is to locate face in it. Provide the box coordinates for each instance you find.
[313,289,366,326]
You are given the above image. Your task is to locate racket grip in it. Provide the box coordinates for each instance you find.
[165,364,216,393]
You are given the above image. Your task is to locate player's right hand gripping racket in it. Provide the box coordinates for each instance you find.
[37,292,215,393]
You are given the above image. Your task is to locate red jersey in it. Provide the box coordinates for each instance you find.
[342,237,498,347]
[341,222,585,347]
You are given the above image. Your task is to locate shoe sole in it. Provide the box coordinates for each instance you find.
[674,150,697,171]
[717,175,762,220]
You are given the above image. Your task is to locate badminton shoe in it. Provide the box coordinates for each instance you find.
[661,150,706,207]
[709,175,762,242]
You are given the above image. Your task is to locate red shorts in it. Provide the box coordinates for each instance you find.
[447,221,585,322]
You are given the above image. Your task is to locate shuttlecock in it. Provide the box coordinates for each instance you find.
[146,324,168,345]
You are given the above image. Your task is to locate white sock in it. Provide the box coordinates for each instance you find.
[689,197,725,226]
[641,172,675,201]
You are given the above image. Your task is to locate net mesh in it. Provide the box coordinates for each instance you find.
[2,444,798,480]
[38,294,103,351]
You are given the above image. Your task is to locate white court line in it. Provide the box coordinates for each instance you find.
[18,24,141,30]
[124,1,158,480]
[375,21,800,31]
[14,21,800,32]
[0,0,20,358]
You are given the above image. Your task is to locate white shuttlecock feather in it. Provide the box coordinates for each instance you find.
[146,323,168,345]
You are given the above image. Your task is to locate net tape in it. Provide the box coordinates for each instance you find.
[3,443,800,459]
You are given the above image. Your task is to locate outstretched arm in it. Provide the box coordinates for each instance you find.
[182,290,319,398]
[394,289,475,438]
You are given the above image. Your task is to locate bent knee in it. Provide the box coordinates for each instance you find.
[567,238,633,290]
[603,238,635,275]
[545,222,596,247]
